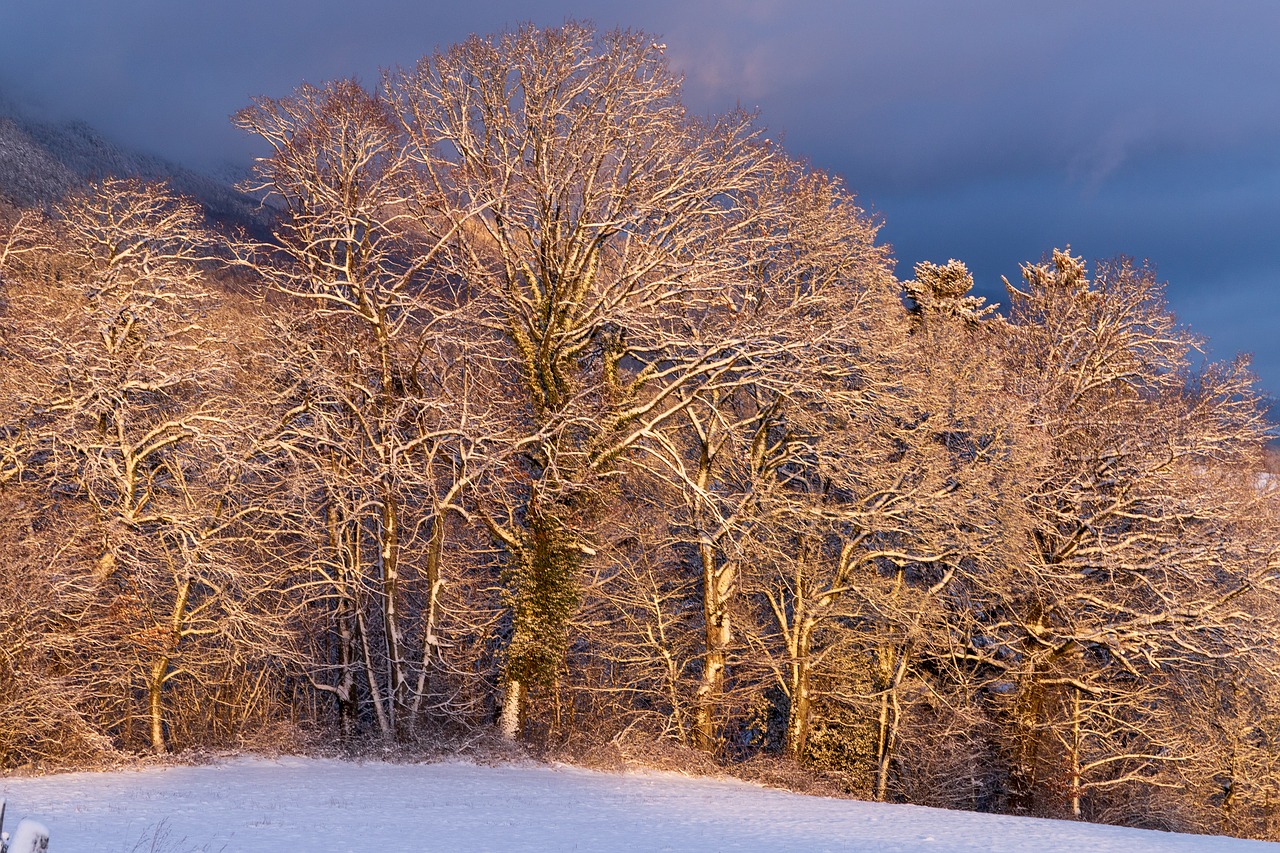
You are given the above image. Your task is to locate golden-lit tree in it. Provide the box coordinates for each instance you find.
[0,179,284,753]
[390,21,797,738]
[994,251,1274,818]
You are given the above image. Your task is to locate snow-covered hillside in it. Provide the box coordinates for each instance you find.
[1,757,1275,852]
[0,95,268,234]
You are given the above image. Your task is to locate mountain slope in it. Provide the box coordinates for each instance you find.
[0,115,78,206]
[1,758,1274,852]
[0,103,269,234]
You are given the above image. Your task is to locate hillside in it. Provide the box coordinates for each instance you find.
[0,99,268,234]
[1,758,1274,852]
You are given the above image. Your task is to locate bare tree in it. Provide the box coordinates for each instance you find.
[733,258,1024,799]
[235,79,500,739]
[0,178,287,752]
[993,250,1273,817]
[390,21,796,738]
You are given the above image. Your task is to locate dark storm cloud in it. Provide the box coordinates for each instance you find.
[0,1,536,165]
[2,0,1277,397]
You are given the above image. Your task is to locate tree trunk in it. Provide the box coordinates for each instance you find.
[1009,667,1046,814]
[875,641,910,802]
[355,605,392,738]
[335,598,359,738]
[782,543,818,761]
[147,574,192,754]
[784,626,813,759]
[379,486,406,735]
[694,537,733,752]
[411,512,447,727]
[494,493,582,741]
[327,501,361,736]
[499,678,523,741]
[693,434,733,753]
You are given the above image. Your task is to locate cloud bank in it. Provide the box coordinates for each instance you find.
[2,0,1277,395]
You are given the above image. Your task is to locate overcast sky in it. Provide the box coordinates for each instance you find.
[2,1,1277,401]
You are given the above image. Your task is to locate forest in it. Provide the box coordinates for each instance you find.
[2,21,1279,839]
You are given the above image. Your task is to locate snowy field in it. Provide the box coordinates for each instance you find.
[2,757,1277,852]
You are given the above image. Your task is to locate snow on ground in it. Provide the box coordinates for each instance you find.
[2,757,1277,852]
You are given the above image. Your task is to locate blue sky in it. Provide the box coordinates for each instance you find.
[2,1,1277,401]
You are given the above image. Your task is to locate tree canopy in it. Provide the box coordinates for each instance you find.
[2,20,1278,840]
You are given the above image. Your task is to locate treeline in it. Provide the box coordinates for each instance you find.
[3,21,1280,838]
